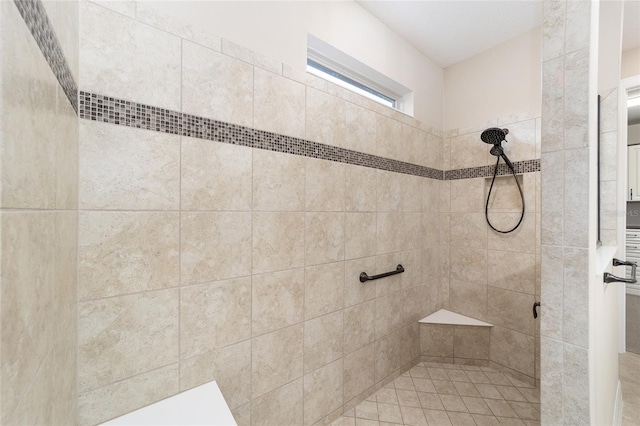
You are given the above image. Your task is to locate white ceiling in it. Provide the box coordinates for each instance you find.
[357,0,640,69]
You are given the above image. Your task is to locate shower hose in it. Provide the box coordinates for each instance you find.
[485,155,525,233]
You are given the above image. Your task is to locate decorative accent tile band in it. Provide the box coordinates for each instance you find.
[14,0,78,111]
[79,91,541,181]
[445,159,540,180]
[78,91,445,179]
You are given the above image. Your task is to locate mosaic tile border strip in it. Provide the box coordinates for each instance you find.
[14,0,78,111]
[79,91,541,180]
[445,159,540,180]
[79,91,445,180]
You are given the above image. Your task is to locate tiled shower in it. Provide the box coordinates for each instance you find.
[1,1,549,425]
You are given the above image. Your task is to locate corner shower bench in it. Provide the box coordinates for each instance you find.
[419,309,493,366]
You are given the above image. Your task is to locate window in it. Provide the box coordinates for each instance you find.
[307,34,411,113]
[307,59,397,108]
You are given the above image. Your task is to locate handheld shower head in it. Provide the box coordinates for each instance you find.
[480,128,509,145]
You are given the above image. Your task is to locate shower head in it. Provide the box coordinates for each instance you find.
[481,128,509,145]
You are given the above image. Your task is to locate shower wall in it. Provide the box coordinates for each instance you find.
[76,2,444,424]
[440,118,542,384]
[0,0,78,424]
[441,29,543,383]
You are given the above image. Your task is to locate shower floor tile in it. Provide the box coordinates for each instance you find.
[331,362,540,426]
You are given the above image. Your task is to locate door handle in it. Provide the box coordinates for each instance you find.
[613,258,637,283]
[604,273,637,284]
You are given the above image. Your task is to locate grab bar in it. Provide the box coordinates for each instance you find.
[360,264,404,283]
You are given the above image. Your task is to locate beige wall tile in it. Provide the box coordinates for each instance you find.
[487,287,534,336]
[251,378,303,426]
[375,292,403,339]
[304,359,344,425]
[182,41,253,127]
[135,3,221,50]
[402,285,426,325]
[345,212,377,259]
[306,158,345,212]
[89,0,136,18]
[440,213,451,245]
[305,212,345,266]
[401,124,427,166]
[254,67,305,138]
[180,277,251,358]
[305,262,345,320]
[542,1,566,62]
[252,268,304,336]
[79,212,179,300]
[420,323,455,358]
[423,180,440,213]
[252,324,303,398]
[377,170,402,212]
[181,212,252,284]
[376,212,403,254]
[253,212,305,274]
[450,213,487,249]
[344,257,377,307]
[221,39,279,72]
[540,337,564,423]
[344,343,375,402]
[253,149,305,211]
[80,2,181,109]
[563,344,589,423]
[79,122,180,210]
[1,212,57,415]
[304,311,344,373]
[562,247,588,348]
[450,132,490,170]
[181,138,252,211]
[454,326,491,360]
[563,148,589,247]
[402,175,424,212]
[449,178,484,213]
[376,114,402,161]
[487,250,535,295]
[541,57,565,153]
[490,326,535,378]
[400,249,423,290]
[344,300,375,354]
[346,103,376,154]
[449,247,487,285]
[3,313,75,426]
[232,403,251,426]
[504,119,537,161]
[55,98,79,210]
[425,133,444,169]
[563,49,590,150]
[375,332,399,382]
[306,88,346,148]
[78,364,179,426]
[487,212,536,253]
[541,151,564,245]
[78,289,179,392]
[449,279,487,321]
[346,165,377,212]
[485,174,532,213]
[180,340,251,410]
[53,212,79,339]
